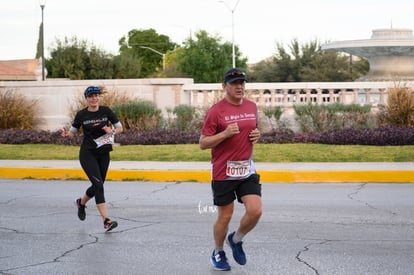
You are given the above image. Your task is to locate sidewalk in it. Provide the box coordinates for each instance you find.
[1,160,413,183]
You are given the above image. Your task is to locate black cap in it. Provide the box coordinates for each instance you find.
[84,86,101,98]
[223,68,246,83]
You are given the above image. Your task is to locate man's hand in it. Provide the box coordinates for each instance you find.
[224,122,240,138]
[249,128,260,144]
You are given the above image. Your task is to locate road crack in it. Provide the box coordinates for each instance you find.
[347,183,397,216]
[296,239,331,275]
[0,234,98,273]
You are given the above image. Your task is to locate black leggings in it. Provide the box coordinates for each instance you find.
[79,149,110,204]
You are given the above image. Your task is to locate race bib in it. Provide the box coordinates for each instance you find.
[94,133,114,148]
[226,160,250,177]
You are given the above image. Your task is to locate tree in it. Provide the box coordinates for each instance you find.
[47,37,89,79]
[246,58,278,82]
[301,52,352,82]
[35,22,43,59]
[162,47,187,78]
[249,42,297,82]
[87,47,114,79]
[47,36,115,79]
[350,57,369,80]
[112,54,141,79]
[249,39,369,82]
[119,29,177,77]
[176,30,248,83]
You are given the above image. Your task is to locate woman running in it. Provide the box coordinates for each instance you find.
[61,86,123,232]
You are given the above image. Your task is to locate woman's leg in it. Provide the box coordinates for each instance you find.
[96,153,111,221]
[79,150,108,220]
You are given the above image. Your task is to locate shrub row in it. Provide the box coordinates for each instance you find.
[296,125,414,145]
[0,129,82,145]
[0,129,200,145]
[1,126,414,146]
[114,129,200,145]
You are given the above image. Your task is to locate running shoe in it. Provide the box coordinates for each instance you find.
[226,231,246,265]
[76,198,86,221]
[211,250,231,271]
[104,218,118,232]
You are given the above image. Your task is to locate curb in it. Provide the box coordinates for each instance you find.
[1,167,414,183]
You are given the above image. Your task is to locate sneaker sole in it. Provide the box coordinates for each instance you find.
[210,258,231,271]
[105,221,118,232]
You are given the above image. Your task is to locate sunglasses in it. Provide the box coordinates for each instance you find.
[86,86,101,92]
[225,71,245,77]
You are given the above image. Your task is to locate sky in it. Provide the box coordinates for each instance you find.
[1,0,413,64]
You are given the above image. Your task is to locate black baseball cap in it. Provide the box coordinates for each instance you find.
[84,86,101,98]
[223,68,246,84]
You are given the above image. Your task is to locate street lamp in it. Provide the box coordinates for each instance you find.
[139,46,166,73]
[219,0,240,68]
[39,0,46,81]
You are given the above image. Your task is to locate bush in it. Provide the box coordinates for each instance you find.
[0,89,42,129]
[172,104,197,131]
[294,102,374,133]
[112,100,163,131]
[377,86,414,127]
[262,106,283,130]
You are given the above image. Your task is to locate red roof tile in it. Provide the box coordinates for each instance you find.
[0,59,42,81]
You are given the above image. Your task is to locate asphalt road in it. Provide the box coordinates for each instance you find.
[1,179,414,275]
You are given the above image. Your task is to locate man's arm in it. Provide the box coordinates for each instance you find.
[199,122,240,150]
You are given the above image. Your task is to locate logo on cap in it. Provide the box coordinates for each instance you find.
[84,86,101,98]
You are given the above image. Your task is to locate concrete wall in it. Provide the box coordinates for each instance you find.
[0,78,193,130]
[2,78,414,131]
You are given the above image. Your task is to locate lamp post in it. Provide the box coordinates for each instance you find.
[39,0,46,81]
[139,46,166,72]
[219,0,240,68]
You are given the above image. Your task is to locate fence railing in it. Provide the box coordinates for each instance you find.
[184,81,414,109]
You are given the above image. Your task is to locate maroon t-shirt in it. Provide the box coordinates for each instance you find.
[201,98,258,181]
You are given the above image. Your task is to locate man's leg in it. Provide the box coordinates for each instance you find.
[227,194,262,265]
[238,194,262,235]
[211,202,234,270]
[214,202,234,249]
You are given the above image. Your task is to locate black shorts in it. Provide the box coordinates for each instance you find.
[211,173,261,206]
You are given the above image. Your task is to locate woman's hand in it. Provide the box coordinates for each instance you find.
[61,128,72,138]
[102,126,114,135]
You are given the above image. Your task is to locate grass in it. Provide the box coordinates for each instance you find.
[1,144,414,162]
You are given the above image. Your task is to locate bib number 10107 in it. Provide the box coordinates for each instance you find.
[226,160,250,177]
